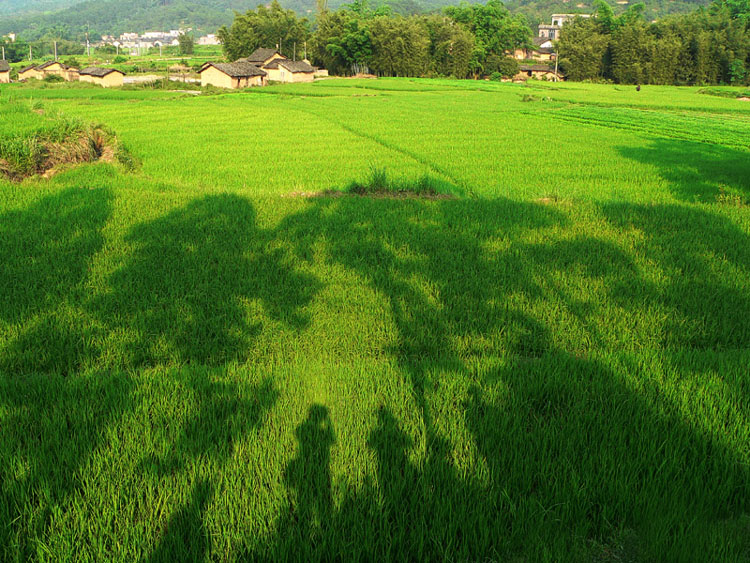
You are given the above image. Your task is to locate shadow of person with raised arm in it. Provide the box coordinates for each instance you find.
[91,193,320,368]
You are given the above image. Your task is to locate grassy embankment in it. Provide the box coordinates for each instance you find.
[0,79,749,561]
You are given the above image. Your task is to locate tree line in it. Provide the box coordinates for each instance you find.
[218,0,529,78]
[217,0,750,84]
[558,0,750,84]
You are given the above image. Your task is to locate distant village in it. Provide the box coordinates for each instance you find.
[0,14,583,88]
[98,29,221,55]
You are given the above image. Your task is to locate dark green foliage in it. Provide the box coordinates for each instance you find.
[0,38,31,63]
[445,0,532,73]
[178,32,194,55]
[369,15,430,76]
[218,0,311,61]
[498,55,520,77]
[313,10,373,75]
[559,0,750,85]
[424,14,475,78]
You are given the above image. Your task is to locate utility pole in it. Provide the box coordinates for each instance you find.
[54,40,58,61]
[86,22,90,58]
[304,41,307,61]
[2,46,5,60]
[29,44,32,61]
[553,49,559,82]
[293,42,296,61]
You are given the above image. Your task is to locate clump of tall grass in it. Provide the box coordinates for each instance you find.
[0,101,135,180]
[346,166,457,198]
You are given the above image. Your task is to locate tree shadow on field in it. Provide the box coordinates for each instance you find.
[91,194,319,368]
[601,201,750,348]
[618,139,750,203]
[0,187,112,374]
[0,189,135,560]
[143,374,279,563]
[253,195,749,561]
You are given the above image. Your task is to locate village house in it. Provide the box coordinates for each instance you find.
[32,61,78,82]
[513,37,556,61]
[0,60,10,83]
[18,64,43,80]
[514,64,563,81]
[78,67,125,87]
[201,47,324,89]
[199,61,267,89]
[243,47,286,68]
[262,59,315,83]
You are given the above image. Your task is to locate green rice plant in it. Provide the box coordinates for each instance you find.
[0,78,749,562]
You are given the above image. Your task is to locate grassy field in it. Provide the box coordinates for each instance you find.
[1,78,749,561]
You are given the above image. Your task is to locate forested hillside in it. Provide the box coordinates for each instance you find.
[0,0,85,16]
[0,0,713,39]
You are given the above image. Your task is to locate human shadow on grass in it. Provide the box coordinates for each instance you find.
[91,194,319,368]
[143,375,279,563]
[619,139,750,203]
[262,356,748,561]
[0,187,112,374]
[254,196,750,560]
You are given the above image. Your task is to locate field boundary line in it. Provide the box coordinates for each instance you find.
[294,105,477,198]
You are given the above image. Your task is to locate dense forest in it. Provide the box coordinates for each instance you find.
[214,0,750,84]
[557,0,750,84]
[0,0,713,39]
[2,0,748,84]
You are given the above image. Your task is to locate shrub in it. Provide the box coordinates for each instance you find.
[43,74,65,83]
[114,55,128,64]
[497,57,519,78]
[489,72,502,81]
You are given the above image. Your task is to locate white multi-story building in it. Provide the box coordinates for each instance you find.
[198,34,221,46]
[538,13,591,40]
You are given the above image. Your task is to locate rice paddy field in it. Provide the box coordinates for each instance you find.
[1,78,749,561]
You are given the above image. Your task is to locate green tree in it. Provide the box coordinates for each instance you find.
[610,21,649,83]
[369,16,429,77]
[178,32,194,55]
[730,58,747,82]
[424,15,474,78]
[218,0,311,61]
[497,55,519,77]
[558,18,610,81]
[445,0,531,64]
